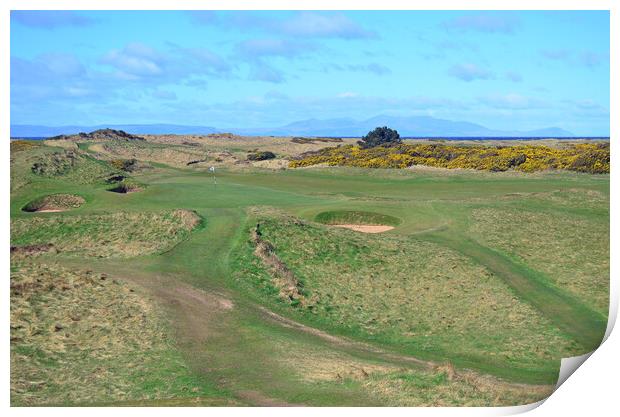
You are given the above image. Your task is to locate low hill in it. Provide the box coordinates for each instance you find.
[49,128,145,141]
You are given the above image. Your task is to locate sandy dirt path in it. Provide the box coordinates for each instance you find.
[117,272,302,406]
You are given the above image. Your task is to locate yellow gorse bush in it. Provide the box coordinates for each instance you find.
[10,140,40,153]
[289,142,609,174]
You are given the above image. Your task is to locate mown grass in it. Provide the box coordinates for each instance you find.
[230,209,582,383]
[11,209,202,258]
[10,262,226,406]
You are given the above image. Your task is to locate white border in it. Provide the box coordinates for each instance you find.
[2,1,616,416]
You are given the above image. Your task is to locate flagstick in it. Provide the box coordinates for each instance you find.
[209,166,217,187]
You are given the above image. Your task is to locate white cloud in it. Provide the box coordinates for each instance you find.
[101,43,164,77]
[337,92,358,98]
[448,63,494,82]
[444,13,519,34]
[278,12,377,39]
[478,93,547,109]
[188,11,376,40]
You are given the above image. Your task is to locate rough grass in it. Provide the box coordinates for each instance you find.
[469,204,609,316]
[30,149,116,183]
[11,209,202,258]
[10,262,215,406]
[22,194,85,212]
[357,367,552,406]
[231,209,581,377]
[96,141,206,167]
[143,133,356,159]
[271,333,552,406]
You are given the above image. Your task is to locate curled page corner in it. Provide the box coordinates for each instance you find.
[552,290,617,392]
[501,350,601,415]
[555,351,595,389]
[503,398,548,415]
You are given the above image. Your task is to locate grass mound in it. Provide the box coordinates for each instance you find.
[231,210,581,382]
[315,210,401,226]
[49,128,145,142]
[22,194,85,213]
[470,205,609,316]
[29,149,116,184]
[10,262,211,406]
[11,209,202,258]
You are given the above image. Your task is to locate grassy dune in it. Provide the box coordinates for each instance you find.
[231,210,582,381]
[11,209,201,258]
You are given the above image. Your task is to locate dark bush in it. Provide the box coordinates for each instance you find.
[247,151,276,161]
[358,126,401,149]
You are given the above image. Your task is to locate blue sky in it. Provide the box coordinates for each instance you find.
[10,10,610,135]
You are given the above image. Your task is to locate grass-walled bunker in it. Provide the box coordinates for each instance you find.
[107,181,143,194]
[314,210,401,233]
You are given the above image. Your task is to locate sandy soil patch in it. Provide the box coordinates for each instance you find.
[332,224,395,233]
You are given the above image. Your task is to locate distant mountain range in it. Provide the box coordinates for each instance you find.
[11,123,218,138]
[11,115,577,138]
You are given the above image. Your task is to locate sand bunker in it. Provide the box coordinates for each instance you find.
[332,224,394,233]
[315,210,400,233]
